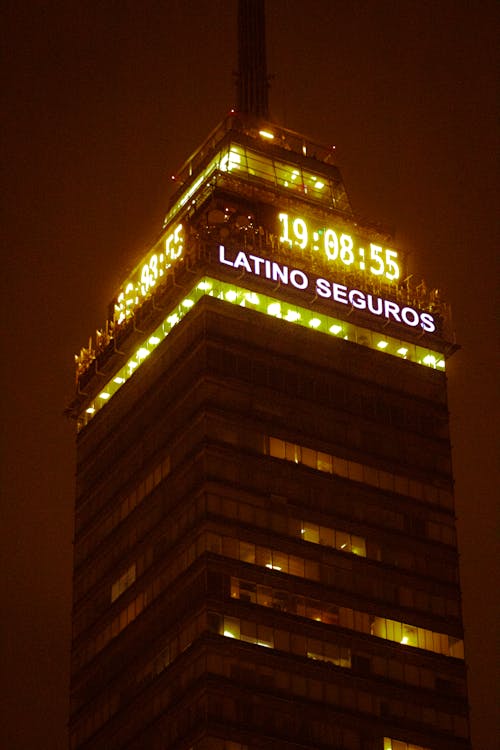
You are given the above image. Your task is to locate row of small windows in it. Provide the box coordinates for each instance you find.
[75,455,170,570]
[385,741,431,750]
[206,490,457,583]
[71,605,467,749]
[164,142,351,229]
[227,574,463,658]
[73,526,463,673]
[267,436,454,515]
[213,534,459,620]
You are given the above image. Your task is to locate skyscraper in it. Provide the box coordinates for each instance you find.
[68,3,470,749]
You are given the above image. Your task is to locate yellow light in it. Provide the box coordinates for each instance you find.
[437,359,445,369]
[182,298,194,307]
[401,636,409,644]
[397,347,408,356]
[98,392,110,400]
[225,290,238,302]
[259,129,274,140]
[128,360,138,371]
[291,170,299,180]
[223,630,236,638]
[244,292,259,304]
[314,180,325,189]
[167,314,179,326]
[285,310,301,322]
[149,336,160,345]
[86,406,95,414]
[267,302,281,317]
[197,281,212,291]
[377,340,389,349]
[113,376,125,384]
[309,317,321,328]
[136,348,150,360]
[329,324,342,335]
[423,354,437,366]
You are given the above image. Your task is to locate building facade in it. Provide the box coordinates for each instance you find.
[68,113,470,750]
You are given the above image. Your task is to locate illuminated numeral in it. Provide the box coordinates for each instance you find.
[385,249,400,281]
[369,244,384,275]
[141,263,151,296]
[339,234,354,265]
[278,212,291,245]
[166,224,183,261]
[324,228,339,260]
[292,217,308,249]
[150,254,158,282]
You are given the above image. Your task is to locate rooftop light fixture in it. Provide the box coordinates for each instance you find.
[329,324,342,335]
[259,129,274,140]
[113,376,125,384]
[149,336,160,346]
[377,340,389,349]
[397,347,408,356]
[98,392,110,400]
[309,318,321,328]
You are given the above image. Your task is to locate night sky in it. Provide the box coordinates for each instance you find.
[2,1,498,747]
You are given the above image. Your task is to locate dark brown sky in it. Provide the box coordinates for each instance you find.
[2,1,498,747]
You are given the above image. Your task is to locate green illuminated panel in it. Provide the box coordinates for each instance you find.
[78,277,445,430]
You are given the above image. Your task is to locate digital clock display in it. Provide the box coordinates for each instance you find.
[114,223,184,325]
[278,212,401,282]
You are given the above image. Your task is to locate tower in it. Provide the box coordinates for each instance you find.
[68,4,470,749]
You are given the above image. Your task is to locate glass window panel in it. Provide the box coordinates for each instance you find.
[305,559,320,581]
[240,619,257,642]
[269,437,285,459]
[372,617,386,639]
[319,526,335,547]
[394,475,409,495]
[246,151,275,182]
[275,162,302,191]
[291,633,306,655]
[222,536,238,558]
[289,556,304,577]
[285,441,299,462]
[323,604,340,625]
[351,535,366,556]
[339,607,354,629]
[378,470,393,491]
[317,451,332,473]
[301,446,317,468]
[274,629,290,652]
[333,456,349,477]
[238,580,256,603]
[336,530,350,551]
[302,523,319,544]
[348,461,363,482]
[256,546,272,568]
[257,584,273,607]
[239,541,255,563]
[257,624,274,647]
[272,551,289,573]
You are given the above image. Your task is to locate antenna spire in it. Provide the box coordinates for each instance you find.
[237,0,269,118]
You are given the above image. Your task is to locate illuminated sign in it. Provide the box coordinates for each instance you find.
[114,223,184,324]
[278,212,401,281]
[219,245,435,333]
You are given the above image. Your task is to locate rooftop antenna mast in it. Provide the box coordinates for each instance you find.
[237,0,269,118]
